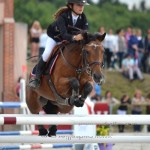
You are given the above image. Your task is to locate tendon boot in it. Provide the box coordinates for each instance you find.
[28,58,46,89]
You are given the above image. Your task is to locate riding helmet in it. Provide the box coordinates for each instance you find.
[67,0,89,5]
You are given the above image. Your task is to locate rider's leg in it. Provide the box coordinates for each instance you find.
[28,37,57,89]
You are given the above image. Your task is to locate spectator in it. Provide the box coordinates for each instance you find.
[143,28,150,73]
[116,28,127,69]
[98,26,105,34]
[117,94,131,132]
[125,26,132,48]
[101,90,120,114]
[136,28,144,70]
[131,89,145,132]
[128,29,139,58]
[121,53,144,81]
[103,28,117,70]
[146,93,150,132]
[109,28,118,70]
[30,20,42,62]
[91,83,101,101]
[39,29,48,58]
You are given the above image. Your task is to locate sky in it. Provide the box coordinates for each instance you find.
[119,0,150,9]
[92,0,150,9]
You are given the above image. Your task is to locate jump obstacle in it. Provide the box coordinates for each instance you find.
[0,114,150,144]
[0,114,150,125]
[0,135,150,143]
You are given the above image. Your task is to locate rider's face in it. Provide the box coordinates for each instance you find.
[72,3,84,15]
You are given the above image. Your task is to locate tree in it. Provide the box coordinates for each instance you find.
[140,0,146,11]
[14,0,150,34]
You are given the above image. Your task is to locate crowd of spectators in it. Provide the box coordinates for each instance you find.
[99,26,150,81]
[95,26,150,132]
[91,84,150,133]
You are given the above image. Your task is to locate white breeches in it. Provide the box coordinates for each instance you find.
[42,37,57,62]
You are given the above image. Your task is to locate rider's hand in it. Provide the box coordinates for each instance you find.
[73,34,83,41]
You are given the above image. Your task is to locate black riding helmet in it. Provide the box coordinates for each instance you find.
[67,0,89,5]
[67,0,89,15]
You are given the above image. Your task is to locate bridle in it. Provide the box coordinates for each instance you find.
[60,42,104,78]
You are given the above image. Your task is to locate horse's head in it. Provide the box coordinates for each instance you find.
[82,32,106,85]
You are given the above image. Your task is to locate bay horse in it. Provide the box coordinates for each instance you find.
[26,32,106,136]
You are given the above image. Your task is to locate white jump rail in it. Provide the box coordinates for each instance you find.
[0,114,150,125]
[0,135,150,143]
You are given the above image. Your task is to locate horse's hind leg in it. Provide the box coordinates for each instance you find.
[36,97,48,136]
[26,88,41,114]
[38,125,48,136]
[42,100,59,137]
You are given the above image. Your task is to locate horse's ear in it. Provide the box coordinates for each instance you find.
[82,31,93,44]
[97,33,106,42]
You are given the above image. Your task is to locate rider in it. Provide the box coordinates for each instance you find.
[28,0,89,89]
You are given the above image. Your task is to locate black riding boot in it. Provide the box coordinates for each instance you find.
[28,58,46,89]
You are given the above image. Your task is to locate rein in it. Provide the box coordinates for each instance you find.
[60,42,103,78]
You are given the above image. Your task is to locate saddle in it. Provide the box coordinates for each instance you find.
[31,41,68,77]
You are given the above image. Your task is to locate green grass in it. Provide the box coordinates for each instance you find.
[101,70,150,99]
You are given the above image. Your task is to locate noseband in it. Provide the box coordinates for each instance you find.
[60,42,104,77]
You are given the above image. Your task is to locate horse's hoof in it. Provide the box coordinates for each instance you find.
[74,98,85,107]
[48,125,57,137]
[38,128,48,136]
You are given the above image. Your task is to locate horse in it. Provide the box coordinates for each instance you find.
[26,32,106,136]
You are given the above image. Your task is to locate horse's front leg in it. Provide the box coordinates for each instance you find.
[69,78,93,107]
[57,77,82,107]
[80,82,93,103]
[69,78,82,107]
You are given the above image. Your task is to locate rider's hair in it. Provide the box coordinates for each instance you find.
[53,3,74,20]
[53,6,69,20]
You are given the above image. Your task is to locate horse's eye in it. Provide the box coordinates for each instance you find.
[102,62,105,68]
[85,50,90,55]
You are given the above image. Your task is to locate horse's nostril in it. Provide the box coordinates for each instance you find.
[93,73,101,80]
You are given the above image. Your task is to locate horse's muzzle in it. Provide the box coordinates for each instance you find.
[93,72,105,85]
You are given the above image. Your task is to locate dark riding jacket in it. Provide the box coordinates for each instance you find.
[47,9,88,42]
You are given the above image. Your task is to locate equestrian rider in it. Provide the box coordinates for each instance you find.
[28,0,89,89]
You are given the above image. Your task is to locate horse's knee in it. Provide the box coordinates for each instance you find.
[70,78,79,93]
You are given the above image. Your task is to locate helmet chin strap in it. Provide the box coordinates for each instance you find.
[67,4,81,16]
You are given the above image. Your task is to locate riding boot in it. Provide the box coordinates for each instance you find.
[28,58,46,89]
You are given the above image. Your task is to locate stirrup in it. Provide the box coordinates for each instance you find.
[28,78,41,89]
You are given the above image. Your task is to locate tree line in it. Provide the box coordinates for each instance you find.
[14,0,150,34]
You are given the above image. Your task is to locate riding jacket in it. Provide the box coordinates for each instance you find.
[47,9,88,42]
